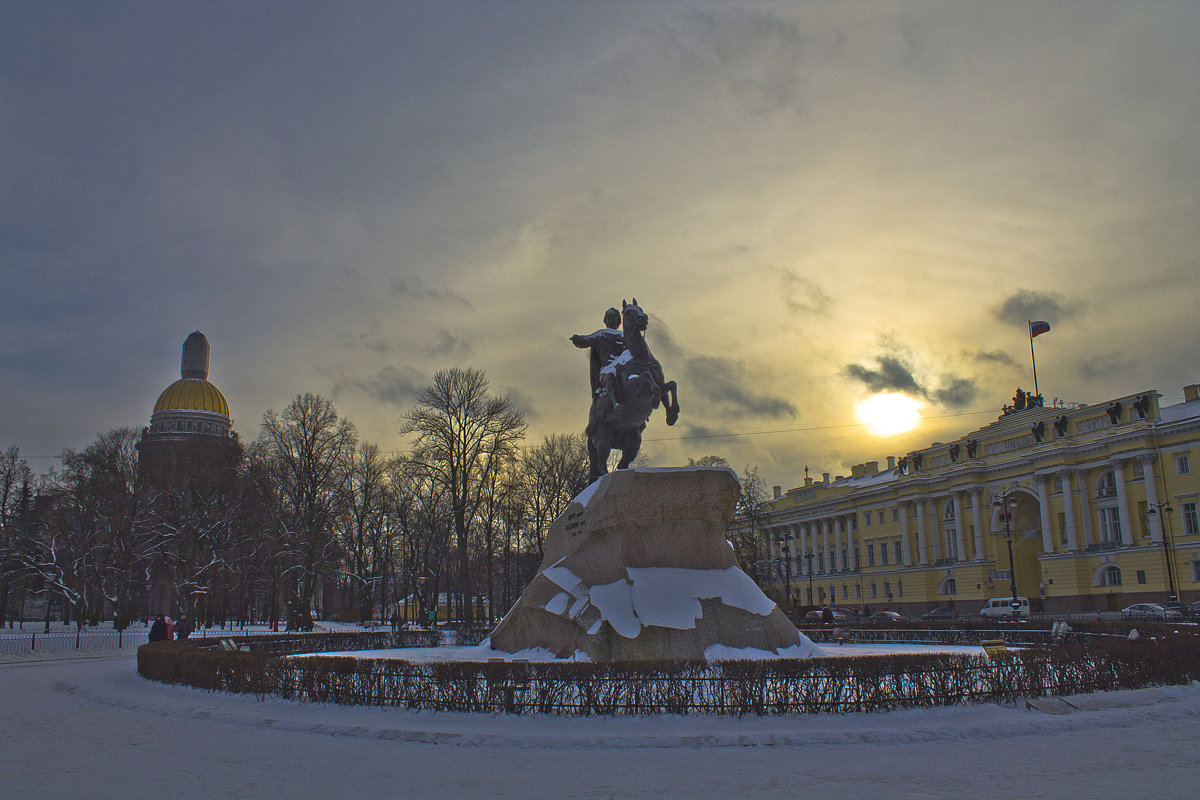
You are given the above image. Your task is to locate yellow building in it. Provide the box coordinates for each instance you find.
[762,384,1200,614]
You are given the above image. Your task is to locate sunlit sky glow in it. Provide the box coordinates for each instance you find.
[856,393,923,437]
[2,2,1198,491]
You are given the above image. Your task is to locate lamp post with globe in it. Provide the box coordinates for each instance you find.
[1145,503,1178,604]
[992,489,1021,612]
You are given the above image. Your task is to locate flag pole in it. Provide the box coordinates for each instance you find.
[1028,320,1040,400]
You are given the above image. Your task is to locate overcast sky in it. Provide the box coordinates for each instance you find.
[3,1,1198,490]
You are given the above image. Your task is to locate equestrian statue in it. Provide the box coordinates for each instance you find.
[571,299,680,482]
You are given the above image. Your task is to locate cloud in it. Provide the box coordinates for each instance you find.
[1078,353,1136,381]
[387,276,474,310]
[842,355,925,397]
[341,366,426,408]
[965,348,1016,367]
[932,376,977,408]
[992,290,1077,325]
[780,270,832,314]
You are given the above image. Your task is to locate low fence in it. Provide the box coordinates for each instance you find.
[0,625,445,656]
[138,636,1200,716]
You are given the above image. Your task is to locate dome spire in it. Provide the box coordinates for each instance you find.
[181,331,210,380]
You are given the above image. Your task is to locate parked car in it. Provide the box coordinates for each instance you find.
[803,607,851,622]
[1190,601,1200,619]
[868,611,906,622]
[1120,603,1183,620]
[980,597,1031,619]
[1159,602,1190,618]
[920,607,959,620]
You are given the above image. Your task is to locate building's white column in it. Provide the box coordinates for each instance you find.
[1142,456,1163,543]
[822,519,832,573]
[1061,469,1080,551]
[1079,473,1094,548]
[846,516,858,571]
[952,492,966,562]
[900,502,912,565]
[915,500,928,565]
[1113,459,1132,546]
[834,520,844,572]
[971,488,985,560]
[1036,475,1054,552]
[789,524,801,576]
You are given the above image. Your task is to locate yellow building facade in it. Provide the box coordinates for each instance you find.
[762,384,1200,615]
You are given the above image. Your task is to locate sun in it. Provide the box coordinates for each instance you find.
[856,393,923,436]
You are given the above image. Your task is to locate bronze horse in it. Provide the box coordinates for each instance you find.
[585,299,679,481]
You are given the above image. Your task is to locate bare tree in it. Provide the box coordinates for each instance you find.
[338,441,388,621]
[0,446,34,624]
[259,394,357,629]
[401,368,525,624]
[520,433,590,561]
[729,465,769,583]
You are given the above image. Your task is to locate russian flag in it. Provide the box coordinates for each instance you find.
[1029,320,1051,338]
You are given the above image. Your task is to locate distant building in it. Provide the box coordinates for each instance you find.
[136,331,242,618]
[136,331,240,480]
[763,384,1200,614]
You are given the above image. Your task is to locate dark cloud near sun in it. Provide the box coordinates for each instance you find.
[842,354,978,409]
[842,356,924,397]
[931,376,977,408]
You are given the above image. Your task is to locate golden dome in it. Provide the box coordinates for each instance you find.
[153,379,230,417]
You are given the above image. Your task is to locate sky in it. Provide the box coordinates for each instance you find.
[3,1,1199,491]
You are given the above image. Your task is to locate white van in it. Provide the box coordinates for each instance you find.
[980,597,1030,618]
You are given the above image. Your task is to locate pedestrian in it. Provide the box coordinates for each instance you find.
[821,606,833,625]
[175,614,192,640]
[165,616,174,640]
[148,614,169,643]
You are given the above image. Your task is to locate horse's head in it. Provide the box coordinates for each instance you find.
[621,298,648,336]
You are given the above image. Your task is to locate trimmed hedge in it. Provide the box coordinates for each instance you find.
[138,636,1200,716]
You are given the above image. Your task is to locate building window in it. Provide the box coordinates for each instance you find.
[892,508,899,522]
[167,420,175,431]
[1192,561,1200,582]
[878,510,885,524]
[894,541,902,564]
[884,582,892,600]
[897,581,903,597]
[1099,566,1122,586]
[841,585,848,600]
[1182,501,1199,536]
[1136,570,1147,585]
[1098,506,1122,545]
[867,545,875,566]
[1097,471,1117,499]
[870,583,877,599]
[865,513,871,527]
[1178,454,1191,475]
[940,577,956,595]
[854,584,861,599]
[880,544,889,565]
[944,531,958,561]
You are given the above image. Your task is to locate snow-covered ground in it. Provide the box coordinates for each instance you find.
[2,650,1198,799]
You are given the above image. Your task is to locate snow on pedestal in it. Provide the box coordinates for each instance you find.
[489,467,819,661]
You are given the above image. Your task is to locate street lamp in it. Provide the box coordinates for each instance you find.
[992,489,1021,612]
[1146,503,1178,603]
[804,549,815,605]
[780,531,794,606]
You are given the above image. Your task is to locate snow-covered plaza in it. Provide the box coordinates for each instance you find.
[3,648,1198,799]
